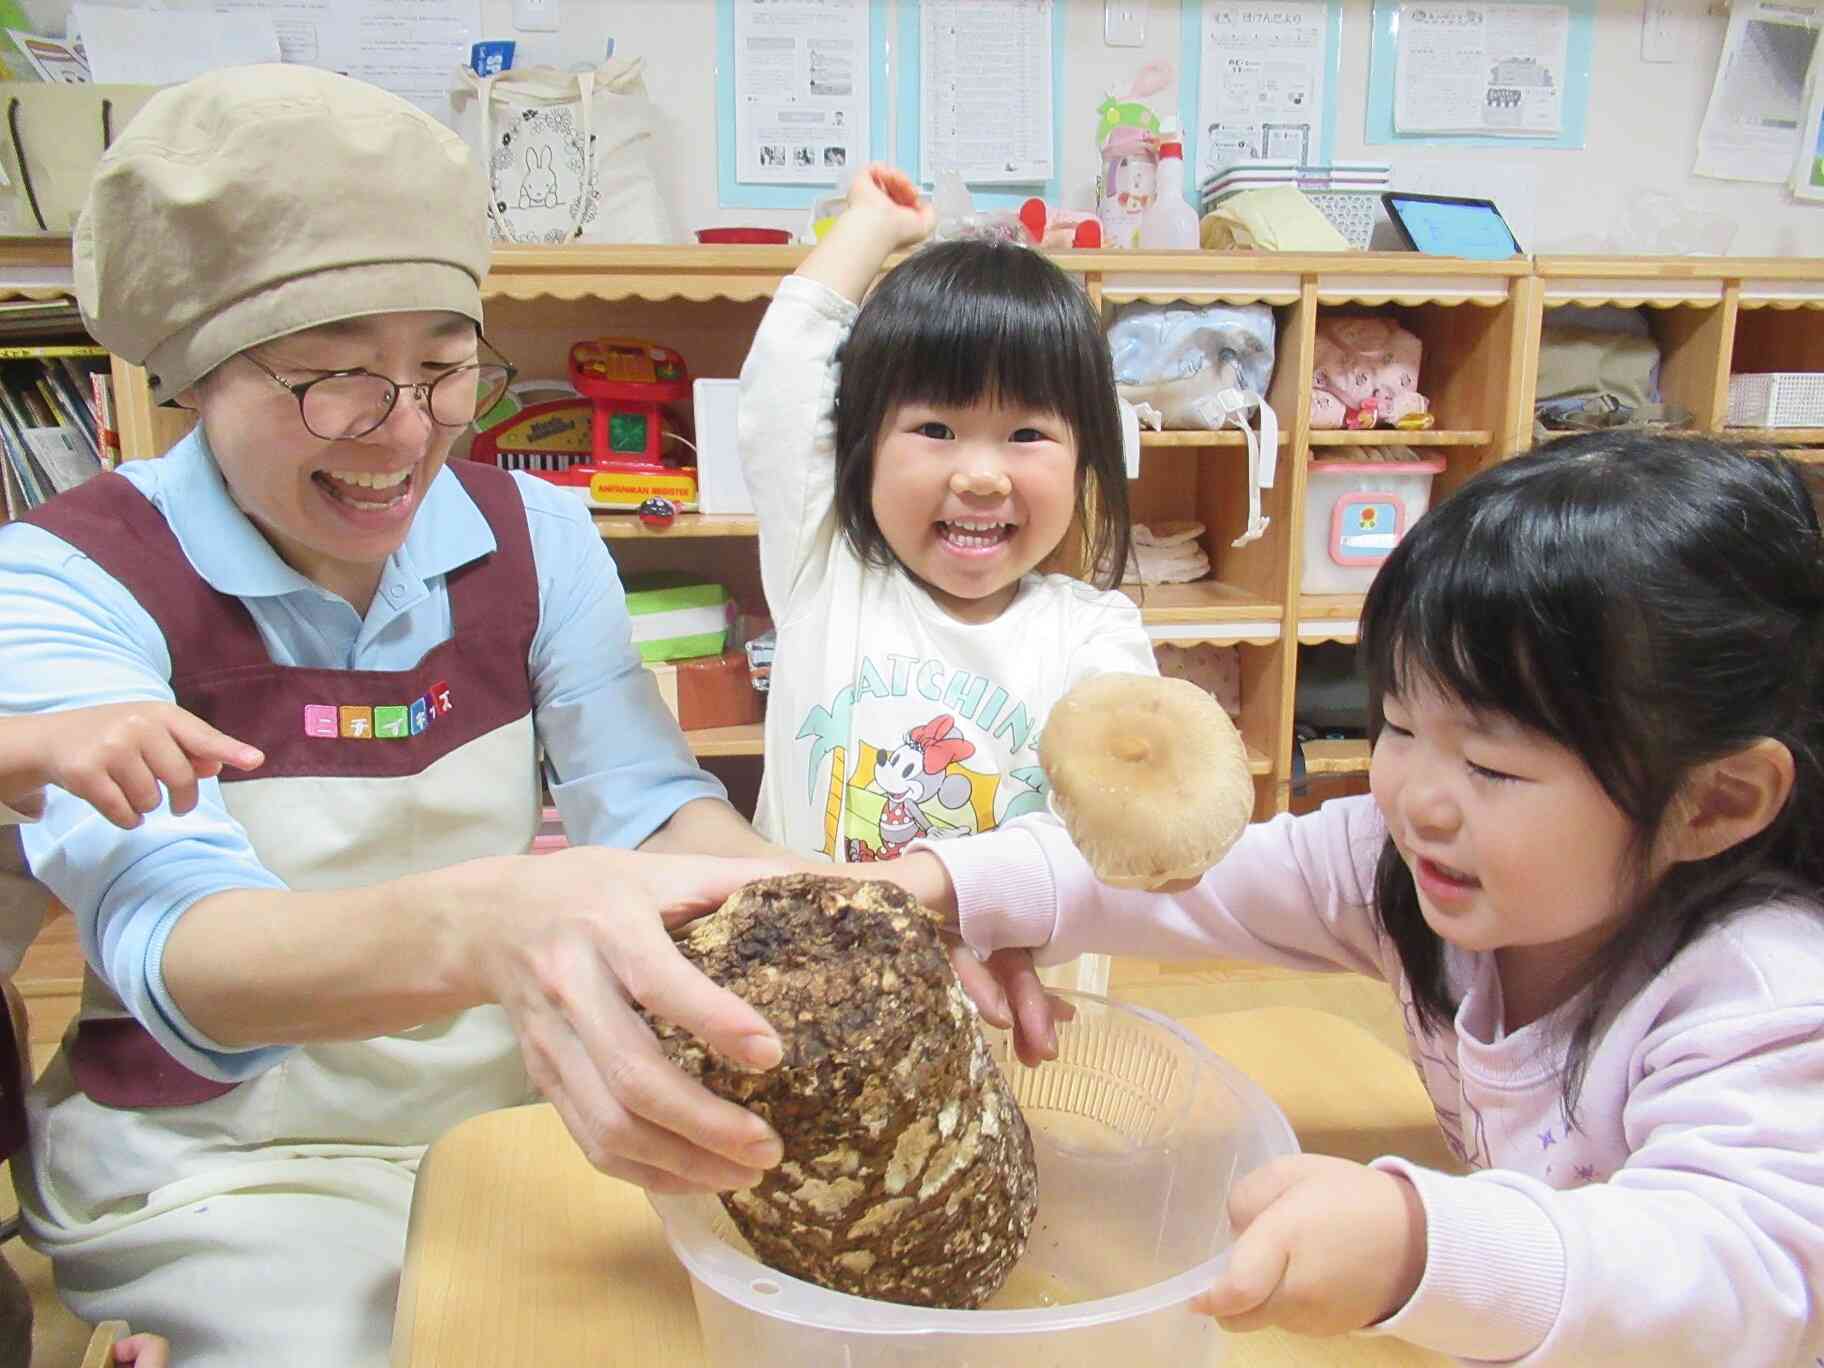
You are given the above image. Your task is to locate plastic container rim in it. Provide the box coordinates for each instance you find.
[649,990,1301,1338]
[1308,457,1446,475]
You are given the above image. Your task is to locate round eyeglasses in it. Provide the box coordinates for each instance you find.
[240,349,516,441]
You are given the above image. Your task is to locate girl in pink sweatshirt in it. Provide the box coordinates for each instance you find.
[894,433,1824,1366]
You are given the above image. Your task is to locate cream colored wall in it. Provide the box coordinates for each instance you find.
[31,0,1824,254]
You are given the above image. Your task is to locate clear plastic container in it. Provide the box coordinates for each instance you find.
[651,992,1299,1368]
[1302,457,1445,595]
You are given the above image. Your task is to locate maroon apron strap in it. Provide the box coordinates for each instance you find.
[21,472,270,670]
[69,1019,237,1108]
[446,460,541,638]
[0,980,27,1158]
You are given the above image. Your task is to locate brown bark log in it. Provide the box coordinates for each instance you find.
[650,873,1038,1309]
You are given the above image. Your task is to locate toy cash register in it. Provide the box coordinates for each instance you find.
[571,338,690,462]
[467,338,700,511]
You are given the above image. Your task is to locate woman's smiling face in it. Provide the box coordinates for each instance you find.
[190,311,480,610]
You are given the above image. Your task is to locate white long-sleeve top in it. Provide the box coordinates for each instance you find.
[738,274,1156,860]
[928,795,1824,1367]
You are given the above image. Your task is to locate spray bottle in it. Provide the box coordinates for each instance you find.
[1138,117,1200,250]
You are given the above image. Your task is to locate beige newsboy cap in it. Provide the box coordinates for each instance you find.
[74,64,491,404]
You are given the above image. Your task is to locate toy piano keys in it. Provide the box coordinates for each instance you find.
[467,337,700,512]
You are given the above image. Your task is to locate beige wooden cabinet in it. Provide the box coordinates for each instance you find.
[15,239,1822,818]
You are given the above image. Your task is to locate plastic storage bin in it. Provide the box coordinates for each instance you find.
[1302,457,1445,595]
[1306,190,1379,249]
[1726,372,1824,429]
[651,992,1299,1368]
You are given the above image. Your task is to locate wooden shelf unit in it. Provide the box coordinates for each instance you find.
[27,241,1824,814]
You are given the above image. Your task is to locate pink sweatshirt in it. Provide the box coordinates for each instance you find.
[929,795,1824,1367]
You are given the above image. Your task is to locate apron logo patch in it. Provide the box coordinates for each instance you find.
[303,681,452,740]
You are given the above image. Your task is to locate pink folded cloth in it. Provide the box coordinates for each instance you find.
[1310,315,1430,429]
[1122,521,1210,585]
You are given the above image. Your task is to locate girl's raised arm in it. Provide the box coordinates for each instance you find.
[795,164,935,304]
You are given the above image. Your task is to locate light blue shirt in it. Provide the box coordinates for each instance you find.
[0,429,724,1076]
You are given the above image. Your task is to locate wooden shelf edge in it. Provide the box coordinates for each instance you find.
[1245,746,1273,777]
[684,723,764,757]
[594,512,759,540]
[1722,427,1824,445]
[1124,580,1282,626]
[17,977,82,999]
[1142,429,1245,447]
[1308,429,1490,447]
[1535,254,1824,280]
[1314,288,1511,308]
[1147,622,1282,645]
[1139,430,1291,447]
[1296,594,1364,644]
[1301,738,1370,775]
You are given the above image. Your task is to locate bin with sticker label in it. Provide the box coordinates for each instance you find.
[1301,457,1445,595]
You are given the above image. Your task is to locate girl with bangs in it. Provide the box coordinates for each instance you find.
[886,434,1824,1364]
[739,165,1154,865]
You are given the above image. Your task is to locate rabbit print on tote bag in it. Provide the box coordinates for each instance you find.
[517,145,559,210]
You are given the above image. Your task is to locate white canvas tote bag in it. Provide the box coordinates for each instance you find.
[451,60,672,245]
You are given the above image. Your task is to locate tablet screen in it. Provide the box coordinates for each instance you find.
[1384,195,1520,260]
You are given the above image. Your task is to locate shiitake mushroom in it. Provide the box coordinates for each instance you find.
[1039,673,1254,889]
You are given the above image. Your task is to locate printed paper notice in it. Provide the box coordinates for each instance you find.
[734,0,868,186]
[1197,2,1333,185]
[214,0,479,121]
[1792,34,1824,200]
[1694,0,1822,183]
[1394,4,1568,137]
[920,0,1054,184]
[75,4,280,85]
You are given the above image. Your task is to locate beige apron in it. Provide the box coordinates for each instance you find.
[15,463,543,1365]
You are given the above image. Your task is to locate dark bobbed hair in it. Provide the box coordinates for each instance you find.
[1359,433,1824,1121]
[832,239,1131,591]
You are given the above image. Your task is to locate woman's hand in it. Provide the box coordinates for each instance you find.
[471,847,796,1195]
[1192,1155,1428,1336]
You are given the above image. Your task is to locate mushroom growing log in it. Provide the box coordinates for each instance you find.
[649,873,1039,1308]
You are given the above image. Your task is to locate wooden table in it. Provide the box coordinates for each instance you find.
[391,1006,1457,1367]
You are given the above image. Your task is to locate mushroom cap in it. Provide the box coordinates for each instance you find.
[1039,673,1254,889]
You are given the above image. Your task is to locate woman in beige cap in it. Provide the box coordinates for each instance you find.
[0,64,824,1365]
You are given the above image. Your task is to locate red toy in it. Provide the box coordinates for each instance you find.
[468,338,702,512]
[569,337,691,464]
[1018,198,1103,249]
[638,496,678,530]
